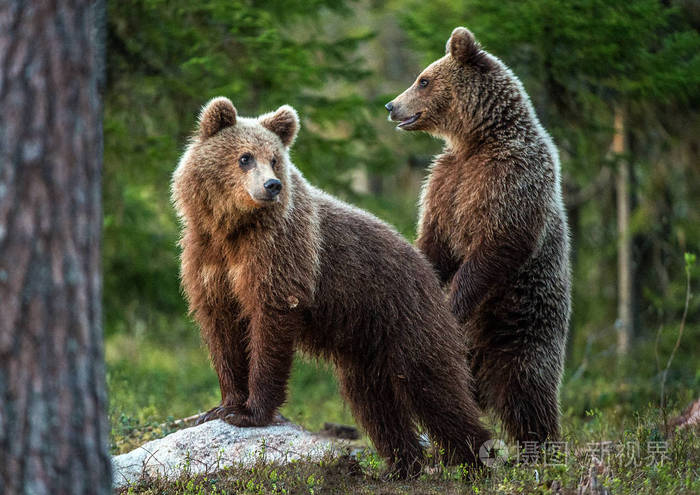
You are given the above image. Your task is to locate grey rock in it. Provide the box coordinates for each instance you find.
[112,419,341,489]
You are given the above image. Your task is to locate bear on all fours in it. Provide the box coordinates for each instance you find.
[387,27,571,444]
[172,97,491,478]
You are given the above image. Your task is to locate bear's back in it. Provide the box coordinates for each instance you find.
[297,182,457,358]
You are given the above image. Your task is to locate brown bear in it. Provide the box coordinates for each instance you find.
[386,27,571,444]
[171,97,491,478]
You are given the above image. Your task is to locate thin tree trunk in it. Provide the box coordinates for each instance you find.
[0,1,110,494]
[613,105,633,355]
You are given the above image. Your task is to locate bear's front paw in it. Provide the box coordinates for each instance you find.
[223,405,273,427]
[195,404,243,425]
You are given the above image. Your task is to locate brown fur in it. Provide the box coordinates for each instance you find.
[387,27,571,443]
[172,97,491,478]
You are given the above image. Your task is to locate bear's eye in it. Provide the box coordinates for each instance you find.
[271,157,277,169]
[419,78,429,88]
[239,153,253,167]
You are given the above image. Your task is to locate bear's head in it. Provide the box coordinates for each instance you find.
[172,97,299,228]
[385,27,499,140]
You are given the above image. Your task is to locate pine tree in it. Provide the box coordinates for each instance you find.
[0,2,111,492]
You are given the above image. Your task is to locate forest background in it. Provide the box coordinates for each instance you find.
[104,0,700,467]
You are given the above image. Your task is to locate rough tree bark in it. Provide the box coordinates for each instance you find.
[613,105,634,355]
[0,1,111,494]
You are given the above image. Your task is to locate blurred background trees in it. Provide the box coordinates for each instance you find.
[104,0,699,448]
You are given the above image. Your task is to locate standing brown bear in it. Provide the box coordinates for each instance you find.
[386,27,571,443]
[171,97,491,478]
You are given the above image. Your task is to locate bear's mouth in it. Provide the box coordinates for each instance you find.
[254,196,279,204]
[397,112,422,128]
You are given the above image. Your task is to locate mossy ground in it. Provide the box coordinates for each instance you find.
[108,325,699,494]
[115,410,699,494]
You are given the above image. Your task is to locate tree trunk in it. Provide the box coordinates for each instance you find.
[0,1,111,494]
[613,105,634,355]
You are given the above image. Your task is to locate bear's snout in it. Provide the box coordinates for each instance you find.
[385,96,423,129]
[264,179,282,197]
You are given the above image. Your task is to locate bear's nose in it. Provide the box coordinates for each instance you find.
[384,101,394,112]
[264,179,282,196]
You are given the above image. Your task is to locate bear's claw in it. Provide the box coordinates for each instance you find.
[223,410,272,428]
[195,404,240,425]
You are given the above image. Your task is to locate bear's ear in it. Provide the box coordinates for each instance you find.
[198,97,237,139]
[259,105,299,148]
[446,27,488,69]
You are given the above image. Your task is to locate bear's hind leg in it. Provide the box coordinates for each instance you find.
[479,349,561,444]
[338,369,424,479]
[500,375,560,444]
[405,365,490,469]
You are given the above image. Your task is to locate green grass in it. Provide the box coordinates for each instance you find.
[107,322,700,493]
[114,406,700,494]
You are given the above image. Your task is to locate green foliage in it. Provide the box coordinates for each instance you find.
[402,0,700,99]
